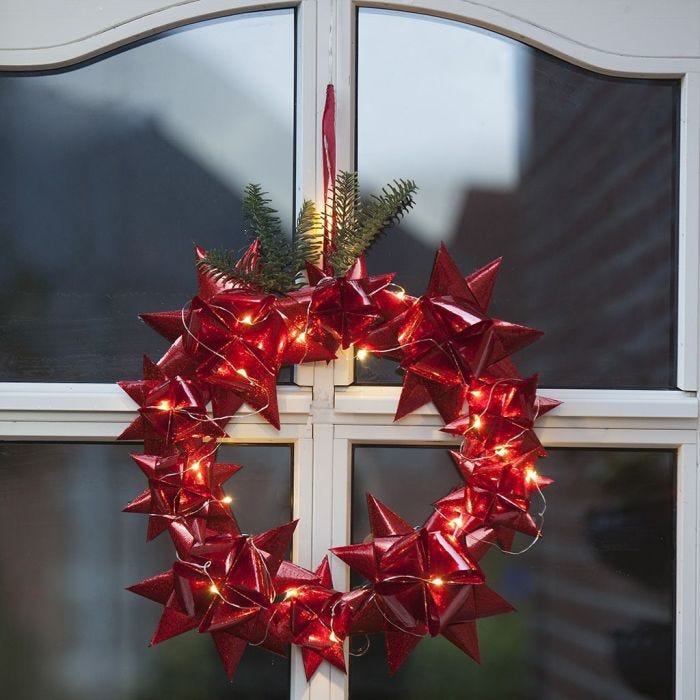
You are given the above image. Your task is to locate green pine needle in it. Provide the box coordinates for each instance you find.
[326,173,417,274]
[197,173,417,292]
[197,187,322,293]
[293,199,322,279]
[243,184,291,289]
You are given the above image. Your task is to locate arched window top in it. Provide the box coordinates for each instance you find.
[1,1,698,75]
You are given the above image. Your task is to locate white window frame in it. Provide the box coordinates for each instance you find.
[1,1,699,699]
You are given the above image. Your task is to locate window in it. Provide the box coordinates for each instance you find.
[1,2,698,699]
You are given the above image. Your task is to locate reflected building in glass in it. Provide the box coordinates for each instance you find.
[0,11,295,382]
[350,447,675,700]
[358,9,678,389]
[0,442,294,700]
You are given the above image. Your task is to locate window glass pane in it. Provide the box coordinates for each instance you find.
[0,442,293,699]
[0,10,295,382]
[356,9,678,389]
[350,446,675,699]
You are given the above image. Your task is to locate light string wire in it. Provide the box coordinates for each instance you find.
[176,301,273,425]
[179,290,547,592]
[172,291,321,433]
[175,540,282,647]
[136,271,550,658]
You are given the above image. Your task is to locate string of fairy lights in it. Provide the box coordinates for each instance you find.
[120,237,557,683]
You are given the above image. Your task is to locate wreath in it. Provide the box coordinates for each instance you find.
[119,170,558,683]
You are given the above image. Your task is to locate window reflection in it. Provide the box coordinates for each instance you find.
[357,9,678,389]
[0,442,293,699]
[0,10,295,382]
[350,446,675,699]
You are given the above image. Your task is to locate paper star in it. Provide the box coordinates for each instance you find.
[273,556,368,679]
[277,286,339,365]
[445,450,553,550]
[331,495,485,673]
[361,245,541,422]
[310,258,394,349]
[186,291,288,429]
[118,376,224,453]
[123,452,241,541]
[128,520,297,679]
[441,375,560,444]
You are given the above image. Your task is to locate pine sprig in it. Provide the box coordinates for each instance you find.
[330,171,361,251]
[293,199,322,277]
[197,187,322,293]
[197,248,270,289]
[243,184,290,288]
[197,172,417,291]
[326,173,417,274]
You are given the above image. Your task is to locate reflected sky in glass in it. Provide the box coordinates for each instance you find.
[357,9,678,389]
[0,10,295,381]
[38,12,295,230]
[358,9,529,246]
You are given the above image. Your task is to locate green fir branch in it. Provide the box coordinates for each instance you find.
[293,199,322,278]
[196,248,270,291]
[198,188,322,293]
[327,174,417,274]
[197,173,417,291]
[330,171,361,248]
[243,184,293,289]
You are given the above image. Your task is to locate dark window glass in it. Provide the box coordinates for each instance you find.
[350,445,675,699]
[0,442,293,699]
[0,10,295,382]
[356,9,678,389]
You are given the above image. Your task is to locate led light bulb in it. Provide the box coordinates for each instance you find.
[191,461,201,472]
[431,577,444,586]
[525,468,538,484]
[241,315,253,325]
[296,331,307,342]
[356,348,368,361]
[235,368,248,378]
[209,584,219,595]
[472,414,482,429]
[494,446,508,457]
[285,588,298,600]
[156,400,172,411]
[450,516,464,530]
[222,495,233,504]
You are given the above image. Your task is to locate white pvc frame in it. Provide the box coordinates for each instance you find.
[0,1,698,699]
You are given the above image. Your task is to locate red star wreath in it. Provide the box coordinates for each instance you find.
[118,168,556,689]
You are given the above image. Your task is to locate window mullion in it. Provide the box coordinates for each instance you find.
[677,70,700,391]
[675,442,699,698]
[305,1,356,697]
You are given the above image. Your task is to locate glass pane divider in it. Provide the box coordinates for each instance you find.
[677,69,700,391]
[334,385,698,420]
[675,442,699,699]
[333,423,697,448]
[333,348,355,386]
[291,434,316,698]
[331,433,352,700]
[0,419,312,442]
[0,383,313,414]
